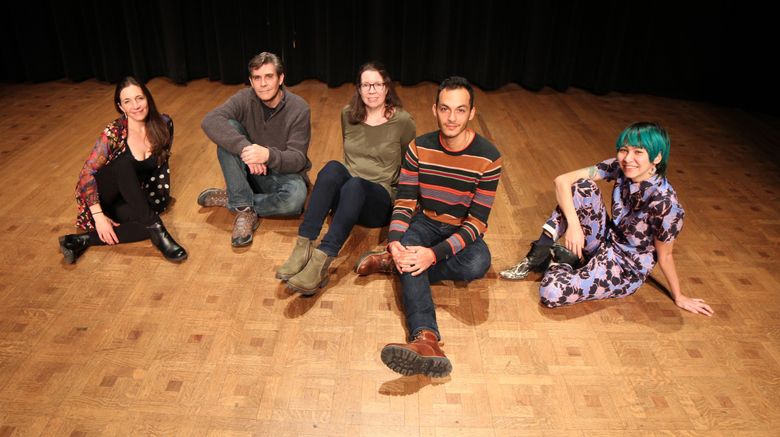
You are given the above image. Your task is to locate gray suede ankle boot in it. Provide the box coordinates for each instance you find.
[286,248,334,296]
[276,236,313,281]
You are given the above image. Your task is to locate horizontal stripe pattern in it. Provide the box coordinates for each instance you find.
[388,130,502,261]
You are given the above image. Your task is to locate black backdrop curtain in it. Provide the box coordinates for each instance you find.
[1,1,776,113]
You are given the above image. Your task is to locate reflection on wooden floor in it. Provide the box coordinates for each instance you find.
[1,77,779,436]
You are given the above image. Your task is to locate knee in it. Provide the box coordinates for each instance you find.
[539,283,564,308]
[462,258,490,282]
[216,144,239,160]
[109,154,134,171]
[340,177,367,198]
[276,179,307,215]
[316,161,347,184]
[458,243,491,281]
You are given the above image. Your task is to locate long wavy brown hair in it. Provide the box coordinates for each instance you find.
[347,62,403,124]
[114,77,171,165]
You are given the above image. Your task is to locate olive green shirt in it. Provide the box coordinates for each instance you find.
[341,106,416,200]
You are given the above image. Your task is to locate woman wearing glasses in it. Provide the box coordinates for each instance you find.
[278,62,415,295]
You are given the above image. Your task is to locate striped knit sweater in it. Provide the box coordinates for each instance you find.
[388,129,502,261]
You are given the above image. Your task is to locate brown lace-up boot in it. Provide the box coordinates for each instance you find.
[231,208,259,247]
[380,330,452,377]
[197,188,229,208]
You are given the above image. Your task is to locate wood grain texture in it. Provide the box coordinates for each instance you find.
[0,78,778,436]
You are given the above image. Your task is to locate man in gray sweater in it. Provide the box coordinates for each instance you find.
[199,52,312,247]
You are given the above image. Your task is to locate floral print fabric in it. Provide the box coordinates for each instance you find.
[539,158,685,307]
[74,115,173,231]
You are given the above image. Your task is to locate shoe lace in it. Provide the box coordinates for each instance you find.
[235,211,255,228]
[413,331,444,346]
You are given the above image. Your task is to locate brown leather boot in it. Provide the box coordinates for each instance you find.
[380,330,452,377]
[354,250,397,276]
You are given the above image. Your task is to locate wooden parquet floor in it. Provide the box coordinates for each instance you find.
[1,78,779,436]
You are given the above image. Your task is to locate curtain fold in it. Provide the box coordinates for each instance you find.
[1,0,775,113]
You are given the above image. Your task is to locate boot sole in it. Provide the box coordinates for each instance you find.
[164,253,188,263]
[380,344,452,378]
[286,276,329,297]
[499,270,530,280]
[58,236,76,264]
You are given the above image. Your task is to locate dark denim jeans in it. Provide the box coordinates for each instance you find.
[298,161,392,256]
[216,120,307,217]
[399,213,491,341]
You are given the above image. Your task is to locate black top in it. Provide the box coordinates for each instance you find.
[125,148,157,177]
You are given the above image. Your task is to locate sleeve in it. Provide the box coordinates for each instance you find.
[387,139,421,243]
[341,106,348,142]
[201,92,252,155]
[653,198,685,243]
[148,117,174,213]
[595,157,621,182]
[399,113,416,155]
[75,126,114,207]
[266,104,311,174]
[431,156,503,261]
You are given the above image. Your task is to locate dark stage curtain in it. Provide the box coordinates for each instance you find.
[1,1,776,113]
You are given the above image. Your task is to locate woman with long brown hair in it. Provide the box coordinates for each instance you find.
[277,62,416,295]
[58,77,187,263]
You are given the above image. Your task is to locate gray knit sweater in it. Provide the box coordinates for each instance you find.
[201,87,312,181]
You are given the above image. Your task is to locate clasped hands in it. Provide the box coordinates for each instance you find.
[388,241,436,276]
[241,144,270,175]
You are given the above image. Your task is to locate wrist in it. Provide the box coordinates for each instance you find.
[426,248,437,265]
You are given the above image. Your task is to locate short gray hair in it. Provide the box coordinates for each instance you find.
[247,52,284,76]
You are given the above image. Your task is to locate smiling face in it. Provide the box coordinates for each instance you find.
[432,87,475,141]
[359,69,388,112]
[249,63,284,107]
[617,144,662,182]
[118,84,148,123]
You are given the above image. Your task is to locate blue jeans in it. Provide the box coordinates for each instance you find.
[298,161,392,256]
[216,120,307,216]
[399,213,491,341]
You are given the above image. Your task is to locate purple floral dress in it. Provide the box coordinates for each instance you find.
[539,158,685,307]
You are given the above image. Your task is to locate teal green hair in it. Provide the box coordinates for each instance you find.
[615,122,670,176]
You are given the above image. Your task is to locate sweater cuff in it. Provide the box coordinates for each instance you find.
[431,242,452,263]
[387,230,403,244]
[266,147,280,169]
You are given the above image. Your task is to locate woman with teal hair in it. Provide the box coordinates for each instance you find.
[500,122,713,316]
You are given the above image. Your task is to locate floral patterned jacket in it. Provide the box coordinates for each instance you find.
[74,114,174,231]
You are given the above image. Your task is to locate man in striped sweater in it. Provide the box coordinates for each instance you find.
[356,77,502,378]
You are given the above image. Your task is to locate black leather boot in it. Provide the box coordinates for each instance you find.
[551,244,582,269]
[59,233,91,264]
[146,222,187,262]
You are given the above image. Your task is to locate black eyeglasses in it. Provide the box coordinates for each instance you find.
[359,82,386,92]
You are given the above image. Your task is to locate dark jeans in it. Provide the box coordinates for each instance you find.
[87,152,158,245]
[399,213,491,341]
[216,120,307,217]
[298,161,392,256]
